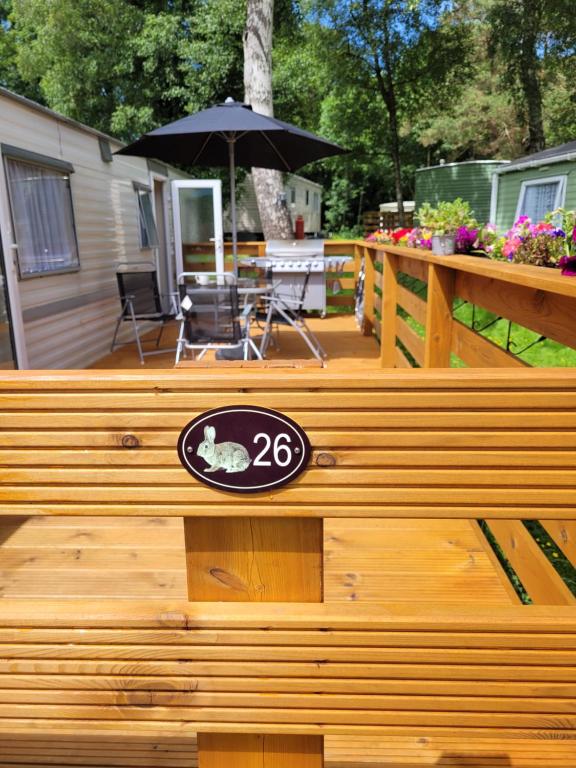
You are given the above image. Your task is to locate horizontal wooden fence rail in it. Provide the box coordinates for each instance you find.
[359,242,576,368]
[1,369,576,766]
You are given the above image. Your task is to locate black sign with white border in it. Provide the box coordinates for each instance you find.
[177,405,311,493]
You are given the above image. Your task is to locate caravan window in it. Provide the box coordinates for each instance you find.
[516,176,566,223]
[135,186,159,249]
[4,156,79,279]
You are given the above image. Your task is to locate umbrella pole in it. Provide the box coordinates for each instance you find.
[228,137,238,276]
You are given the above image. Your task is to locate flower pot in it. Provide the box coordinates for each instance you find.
[431,235,456,255]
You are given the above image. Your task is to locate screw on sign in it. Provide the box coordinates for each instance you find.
[177,405,311,493]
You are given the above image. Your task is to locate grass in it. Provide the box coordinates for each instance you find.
[396,272,576,367]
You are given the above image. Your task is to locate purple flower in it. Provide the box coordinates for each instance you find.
[455,226,479,254]
[559,255,576,276]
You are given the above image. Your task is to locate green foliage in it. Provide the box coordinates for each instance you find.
[487,0,576,153]
[7,0,246,139]
[417,198,477,235]
[0,0,575,231]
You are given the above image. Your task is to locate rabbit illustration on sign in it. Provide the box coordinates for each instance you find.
[197,425,251,473]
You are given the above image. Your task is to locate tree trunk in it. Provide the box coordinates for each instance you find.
[519,0,545,154]
[243,0,293,240]
[373,50,405,226]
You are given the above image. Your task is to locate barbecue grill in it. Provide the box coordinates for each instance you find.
[240,240,352,314]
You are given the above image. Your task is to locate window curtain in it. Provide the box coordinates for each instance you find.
[5,158,79,277]
[522,182,560,223]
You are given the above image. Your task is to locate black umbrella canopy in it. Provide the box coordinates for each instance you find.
[117,99,346,274]
[116,99,346,170]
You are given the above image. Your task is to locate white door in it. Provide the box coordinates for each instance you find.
[0,243,18,369]
[171,180,225,278]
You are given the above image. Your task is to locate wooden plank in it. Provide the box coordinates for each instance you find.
[2,674,576,698]
[362,247,375,336]
[0,599,575,631]
[9,389,576,408]
[456,271,576,350]
[452,320,528,368]
[394,345,412,368]
[488,520,576,605]
[0,722,573,745]
[1,657,575,682]
[188,504,323,761]
[0,703,573,729]
[468,520,520,604]
[396,317,425,366]
[197,734,323,768]
[3,368,576,389]
[381,243,576,300]
[4,431,576,450]
[396,285,426,326]
[397,255,428,283]
[379,252,398,367]
[324,519,513,605]
[3,625,576,648]
[9,448,576,468]
[184,518,322,602]
[424,263,454,368]
[13,464,576,486]
[1,689,576,715]
[541,520,576,565]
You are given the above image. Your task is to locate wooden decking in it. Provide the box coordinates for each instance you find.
[90,313,381,371]
[0,517,514,603]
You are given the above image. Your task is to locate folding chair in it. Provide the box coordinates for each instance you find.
[175,272,263,364]
[110,262,177,365]
[258,266,327,361]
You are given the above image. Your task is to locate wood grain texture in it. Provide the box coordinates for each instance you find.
[488,520,576,605]
[324,519,514,604]
[379,251,398,367]
[197,734,323,768]
[424,263,454,367]
[541,520,576,564]
[2,370,576,519]
[184,518,322,602]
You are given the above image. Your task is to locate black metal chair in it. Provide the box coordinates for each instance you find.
[110,262,177,364]
[175,272,262,364]
[257,265,327,361]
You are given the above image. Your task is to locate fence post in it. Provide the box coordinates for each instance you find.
[380,249,399,367]
[424,263,455,367]
[362,246,375,336]
[188,516,324,767]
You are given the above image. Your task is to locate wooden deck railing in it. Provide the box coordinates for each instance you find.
[358,242,576,368]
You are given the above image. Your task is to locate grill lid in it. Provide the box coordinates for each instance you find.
[265,239,324,259]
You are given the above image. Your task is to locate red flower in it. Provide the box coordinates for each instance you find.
[391,228,412,242]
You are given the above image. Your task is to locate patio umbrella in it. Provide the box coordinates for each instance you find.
[116,98,346,274]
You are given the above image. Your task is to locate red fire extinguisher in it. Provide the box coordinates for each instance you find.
[295,214,305,239]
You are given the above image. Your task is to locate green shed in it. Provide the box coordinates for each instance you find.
[492,141,576,232]
[415,160,509,223]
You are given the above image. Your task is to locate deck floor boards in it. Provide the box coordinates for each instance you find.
[0,517,513,604]
[89,314,381,371]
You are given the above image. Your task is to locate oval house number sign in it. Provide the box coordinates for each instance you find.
[177,405,311,493]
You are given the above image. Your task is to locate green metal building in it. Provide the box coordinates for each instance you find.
[491,141,576,232]
[415,160,509,224]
